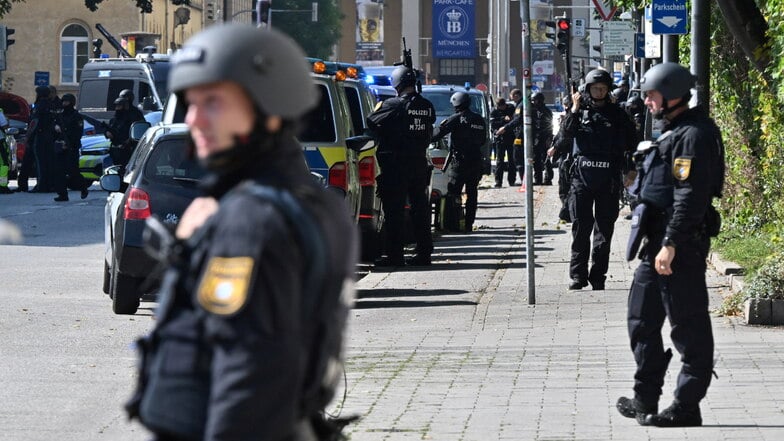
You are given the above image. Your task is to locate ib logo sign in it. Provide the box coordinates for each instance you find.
[439,7,468,38]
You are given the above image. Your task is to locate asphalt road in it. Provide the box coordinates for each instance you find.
[0,186,153,441]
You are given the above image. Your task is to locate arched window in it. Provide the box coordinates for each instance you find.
[60,23,89,85]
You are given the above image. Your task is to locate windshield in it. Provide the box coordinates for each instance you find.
[148,61,170,109]
[421,91,486,118]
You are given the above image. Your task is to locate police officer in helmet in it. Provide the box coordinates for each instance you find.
[530,91,554,185]
[126,24,358,441]
[367,64,436,266]
[617,62,725,428]
[548,68,637,290]
[119,88,146,122]
[431,91,487,233]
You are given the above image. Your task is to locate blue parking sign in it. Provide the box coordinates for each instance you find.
[652,0,688,35]
[34,71,49,87]
[635,33,645,58]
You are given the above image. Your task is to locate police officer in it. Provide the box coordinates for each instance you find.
[530,91,554,185]
[20,86,57,193]
[431,91,487,233]
[495,88,524,183]
[552,69,637,290]
[105,97,138,168]
[52,93,90,202]
[119,88,146,122]
[126,24,358,441]
[490,97,515,187]
[367,65,436,266]
[617,63,724,428]
[551,95,573,222]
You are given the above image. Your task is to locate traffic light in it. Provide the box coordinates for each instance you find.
[0,25,15,51]
[205,2,215,20]
[544,21,557,43]
[258,0,271,27]
[556,18,570,53]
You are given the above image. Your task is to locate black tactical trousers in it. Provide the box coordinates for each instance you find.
[568,179,619,283]
[447,159,482,230]
[379,159,432,260]
[494,142,516,185]
[627,237,714,407]
[533,143,552,184]
[54,148,90,195]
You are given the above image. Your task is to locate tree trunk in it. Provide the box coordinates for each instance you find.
[715,0,770,73]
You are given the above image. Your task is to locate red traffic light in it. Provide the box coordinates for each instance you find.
[557,19,570,30]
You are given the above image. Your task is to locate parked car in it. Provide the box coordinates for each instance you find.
[421,84,492,212]
[0,92,30,179]
[324,60,384,261]
[100,122,204,315]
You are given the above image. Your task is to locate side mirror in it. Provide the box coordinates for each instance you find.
[130,121,151,141]
[99,173,122,193]
[346,135,374,153]
[6,127,18,136]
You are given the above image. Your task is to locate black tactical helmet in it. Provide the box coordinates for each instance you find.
[584,69,612,87]
[640,62,696,100]
[450,91,470,110]
[169,24,317,120]
[114,97,128,107]
[391,66,417,90]
[531,91,545,104]
[35,85,50,98]
[61,93,76,104]
[119,89,135,103]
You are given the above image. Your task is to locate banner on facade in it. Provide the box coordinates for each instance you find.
[432,0,476,59]
[356,0,384,66]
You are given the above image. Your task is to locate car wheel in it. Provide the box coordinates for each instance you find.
[103,260,110,294]
[110,257,142,315]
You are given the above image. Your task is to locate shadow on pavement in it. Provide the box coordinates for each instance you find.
[354,299,477,309]
[357,288,467,299]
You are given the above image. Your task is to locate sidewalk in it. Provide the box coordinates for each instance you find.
[338,177,784,441]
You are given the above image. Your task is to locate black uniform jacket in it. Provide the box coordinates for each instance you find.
[366,91,435,160]
[60,108,84,150]
[432,108,487,161]
[155,137,358,441]
[655,106,724,248]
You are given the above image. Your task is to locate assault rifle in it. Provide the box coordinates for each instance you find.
[394,37,421,93]
[80,113,110,133]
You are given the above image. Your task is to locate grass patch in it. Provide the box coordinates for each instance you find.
[713,233,775,274]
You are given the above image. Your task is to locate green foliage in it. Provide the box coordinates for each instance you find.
[717,289,746,317]
[0,0,24,18]
[713,233,775,274]
[744,251,784,300]
[266,0,344,60]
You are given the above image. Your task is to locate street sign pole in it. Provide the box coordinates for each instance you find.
[519,0,535,305]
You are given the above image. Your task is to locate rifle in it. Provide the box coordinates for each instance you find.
[395,37,421,93]
[80,113,110,133]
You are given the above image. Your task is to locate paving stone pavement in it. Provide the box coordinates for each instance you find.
[335,177,784,441]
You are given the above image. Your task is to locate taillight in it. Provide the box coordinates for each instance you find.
[358,156,375,187]
[431,156,446,170]
[328,162,348,190]
[85,129,96,136]
[124,187,151,220]
[16,141,26,161]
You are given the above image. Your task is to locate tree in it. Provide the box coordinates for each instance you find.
[265,0,344,60]
[0,0,25,18]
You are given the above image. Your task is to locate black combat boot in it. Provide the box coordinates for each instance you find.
[617,396,657,425]
[406,254,431,266]
[568,279,588,290]
[54,193,69,202]
[645,401,702,427]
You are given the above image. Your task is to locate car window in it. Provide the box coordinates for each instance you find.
[299,83,337,143]
[421,91,485,118]
[144,138,205,185]
[343,85,364,135]
[149,62,170,106]
[79,78,135,110]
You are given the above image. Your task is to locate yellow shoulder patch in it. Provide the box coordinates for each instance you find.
[197,256,255,316]
[673,157,692,181]
[373,101,383,111]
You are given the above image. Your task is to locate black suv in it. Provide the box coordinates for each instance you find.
[100,123,204,315]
